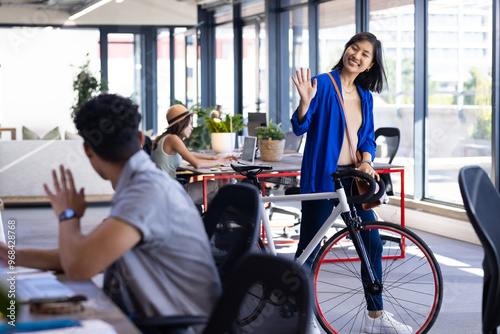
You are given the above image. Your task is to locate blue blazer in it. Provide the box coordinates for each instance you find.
[291,70,376,194]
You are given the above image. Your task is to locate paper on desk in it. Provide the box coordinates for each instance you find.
[14,319,117,334]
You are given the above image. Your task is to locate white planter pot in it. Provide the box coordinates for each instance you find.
[211,132,235,154]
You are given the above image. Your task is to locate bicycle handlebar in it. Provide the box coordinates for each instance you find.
[331,169,386,204]
[231,163,386,205]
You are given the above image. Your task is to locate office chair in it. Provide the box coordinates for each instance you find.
[134,254,311,334]
[267,132,303,225]
[374,127,401,196]
[202,183,262,285]
[459,166,500,334]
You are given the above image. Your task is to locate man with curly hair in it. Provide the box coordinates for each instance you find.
[1,94,221,324]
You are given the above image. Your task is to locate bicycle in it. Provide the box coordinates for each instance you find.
[231,162,443,334]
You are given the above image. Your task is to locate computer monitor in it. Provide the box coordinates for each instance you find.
[247,112,267,137]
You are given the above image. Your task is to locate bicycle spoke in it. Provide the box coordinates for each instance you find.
[313,222,442,334]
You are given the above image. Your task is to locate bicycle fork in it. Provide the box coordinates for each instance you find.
[342,208,383,296]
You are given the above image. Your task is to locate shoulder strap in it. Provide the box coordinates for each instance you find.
[326,72,359,167]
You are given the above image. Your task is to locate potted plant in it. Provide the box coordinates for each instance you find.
[205,108,246,154]
[255,120,286,161]
[71,54,107,118]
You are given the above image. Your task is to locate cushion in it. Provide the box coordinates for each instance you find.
[22,126,40,140]
[22,126,61,140]
[41,126,61,140]
[64,131,82,140]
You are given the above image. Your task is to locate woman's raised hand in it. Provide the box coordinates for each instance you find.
[292,67,317,104]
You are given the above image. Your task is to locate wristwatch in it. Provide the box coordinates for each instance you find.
[59,209,80,222]
[360,160,373,167]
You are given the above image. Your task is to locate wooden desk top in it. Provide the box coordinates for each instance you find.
[179,153,303,175]
[178,154,403,176]
[16,275,141,333]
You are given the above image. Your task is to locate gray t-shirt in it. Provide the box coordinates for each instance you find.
[103,150,221,318]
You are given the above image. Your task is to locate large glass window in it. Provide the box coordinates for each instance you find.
[0,27,100,138]
[157,29,170,132]
[370,1,415,198]
[242,19,267,120]
[186,32,199,108]
[318,0,356,73]
[242,24,258,115]
[107,33,143,111]
[427,0,492,204]
[288,6,309,123]
[174,28,187,105]
[215,22,234,114]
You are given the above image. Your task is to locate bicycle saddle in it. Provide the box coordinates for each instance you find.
[231,163,273,174]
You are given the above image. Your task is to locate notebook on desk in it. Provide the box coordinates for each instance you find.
[15,272,79,303]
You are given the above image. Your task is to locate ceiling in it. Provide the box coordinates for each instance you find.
[0,0,199,26]
[0,0,99,14]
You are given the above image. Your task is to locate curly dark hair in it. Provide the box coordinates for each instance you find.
[332,32,387,93]
[74,94,142,162]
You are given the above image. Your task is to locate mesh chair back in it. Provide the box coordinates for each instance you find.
[459,166,500,334]
[203,183,262,285]
[204,254,311,334]
[375,127,400,164]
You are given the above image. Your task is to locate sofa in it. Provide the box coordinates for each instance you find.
[0,139,114,204]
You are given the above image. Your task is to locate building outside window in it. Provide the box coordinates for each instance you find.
[426,0,492,204]
[370,1,415,198]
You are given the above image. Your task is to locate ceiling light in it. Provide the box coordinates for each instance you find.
[68,0,112,21]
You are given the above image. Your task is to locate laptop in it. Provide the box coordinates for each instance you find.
[242,136,257,164]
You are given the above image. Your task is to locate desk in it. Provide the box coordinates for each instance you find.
[178,153,303,209]
[0,128,16,140]
[16,275,141,333]
[373,163,405,228]
[180,157,405,228]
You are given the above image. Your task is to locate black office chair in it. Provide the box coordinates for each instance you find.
[134,253,311,334]
[374,127,401,196]
[267,132,303,224]
[459,166,500,334]
[202,183,262,285]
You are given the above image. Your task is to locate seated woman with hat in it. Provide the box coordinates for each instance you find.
[151,104,237,208]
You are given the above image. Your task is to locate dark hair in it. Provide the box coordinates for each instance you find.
[151,115,191,151]
[74,94,142,162]
[332,32,387,93]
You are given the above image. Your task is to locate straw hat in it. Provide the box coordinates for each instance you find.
[166,105,197,127]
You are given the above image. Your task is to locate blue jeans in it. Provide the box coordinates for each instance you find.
[294,177,383,311]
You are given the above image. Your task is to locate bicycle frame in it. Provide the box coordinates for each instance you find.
[259,181,383,293]
[259,190,348,267]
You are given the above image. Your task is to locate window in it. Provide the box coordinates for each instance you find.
[157,29,170,132]
[370,0,415,197]
[427,0,492,204]
[288,6,309,122]
[318,0,356,73]
[0,27,100,137]
[215,22,234,114]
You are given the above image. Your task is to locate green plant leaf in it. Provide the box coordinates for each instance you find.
[255,120,285,140]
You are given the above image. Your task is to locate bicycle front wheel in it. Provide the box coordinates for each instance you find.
[312,221,442,334]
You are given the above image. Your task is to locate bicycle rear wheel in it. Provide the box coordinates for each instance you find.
[312,221,442,334]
